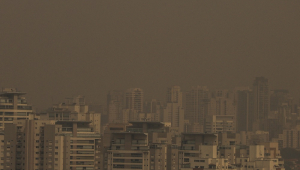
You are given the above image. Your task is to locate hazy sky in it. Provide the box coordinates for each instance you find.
[1,1,300,110]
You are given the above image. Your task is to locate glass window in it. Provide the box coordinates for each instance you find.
[4,117,13,121]
[5,112,14,116]
[17,112,26,116]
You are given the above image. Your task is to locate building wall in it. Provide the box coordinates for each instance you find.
[163,103,184,134]
[125,88,144,113]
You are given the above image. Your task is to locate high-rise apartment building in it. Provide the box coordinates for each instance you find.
[125,88,143,113]
[3,119,101,170]
[209,90,235,116]
[205,115,236,133]
[40,96,101,134]
[107,90,124,123]
[166,86,182,107]
[3,120,56,170]
[107,91,124,107]
[108,100,121,123]
[144,99,163,121]
[51,95,89,121]
[164,86,184,133]
[0,88,34,131]
[0,132,4,169]
[270,89,294,129]
[282,125,300,149]
[185,86,209,132]
[253,77,270,131]
[235,87,254,132]
[122,109,139,123]
[163,103,184,133]
[103,122,175,170]
[178,133,227,170]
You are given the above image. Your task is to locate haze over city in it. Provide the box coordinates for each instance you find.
[1,1,300,110]
[2,1,300,170]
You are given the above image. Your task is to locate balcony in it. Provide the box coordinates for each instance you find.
[126,128,143,133]
[77,128,93,132]
[181,164,190,168]
[150,145,162,149]
[180,146,197,150]
[62,127,73,132]
[147,129,165,133]
[131,159,143,163]
[17,106,32,110]
[182,140,196,144]
[132,140,147,146]
[0,105,13,109]
[112,139,125,145]
[113,159,125,163]
[131,153,143,157]
[131,146,149,150]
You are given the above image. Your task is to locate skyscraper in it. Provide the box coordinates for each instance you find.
[107,90,124,123]
[210,89,235,116]
[144,99,163,121]
[253,77,270,131]
[107,90,124,108]
[125,88,144,113]
[166,86,182,107]
[185,86,209,128]
[163,86,184,133]
[235,87,254,132]
[163,103,184,133]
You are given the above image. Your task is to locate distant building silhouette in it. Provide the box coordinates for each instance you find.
[125,88,143,113]
[235,87,254,132]
[253,77,270,131]
[163,86,184,133]
[166,86,182,107]
[107,90,124,123]
[185,86,209,132]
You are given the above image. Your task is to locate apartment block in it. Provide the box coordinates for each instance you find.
[282,125,300,149]
[125,88,144,113]
[2,119,101,170]
[163,103,184,134]
[178,133,230,170]
[185,86,210,132]
[0,88,34,131]
[103,122,175,170]
[205,115,236,133]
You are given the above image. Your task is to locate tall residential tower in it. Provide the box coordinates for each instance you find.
[253,77,270,131]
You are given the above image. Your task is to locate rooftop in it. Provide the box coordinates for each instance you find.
[0,91,26,97]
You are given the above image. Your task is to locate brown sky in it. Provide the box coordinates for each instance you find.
[1,1,300,110]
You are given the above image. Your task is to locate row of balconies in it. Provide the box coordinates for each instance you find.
[0,105,32,110]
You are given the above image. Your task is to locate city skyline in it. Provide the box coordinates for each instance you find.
[1,76,297,112]
[1,1,300,169]
[0,86,290,169]
[1,1,300,110]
